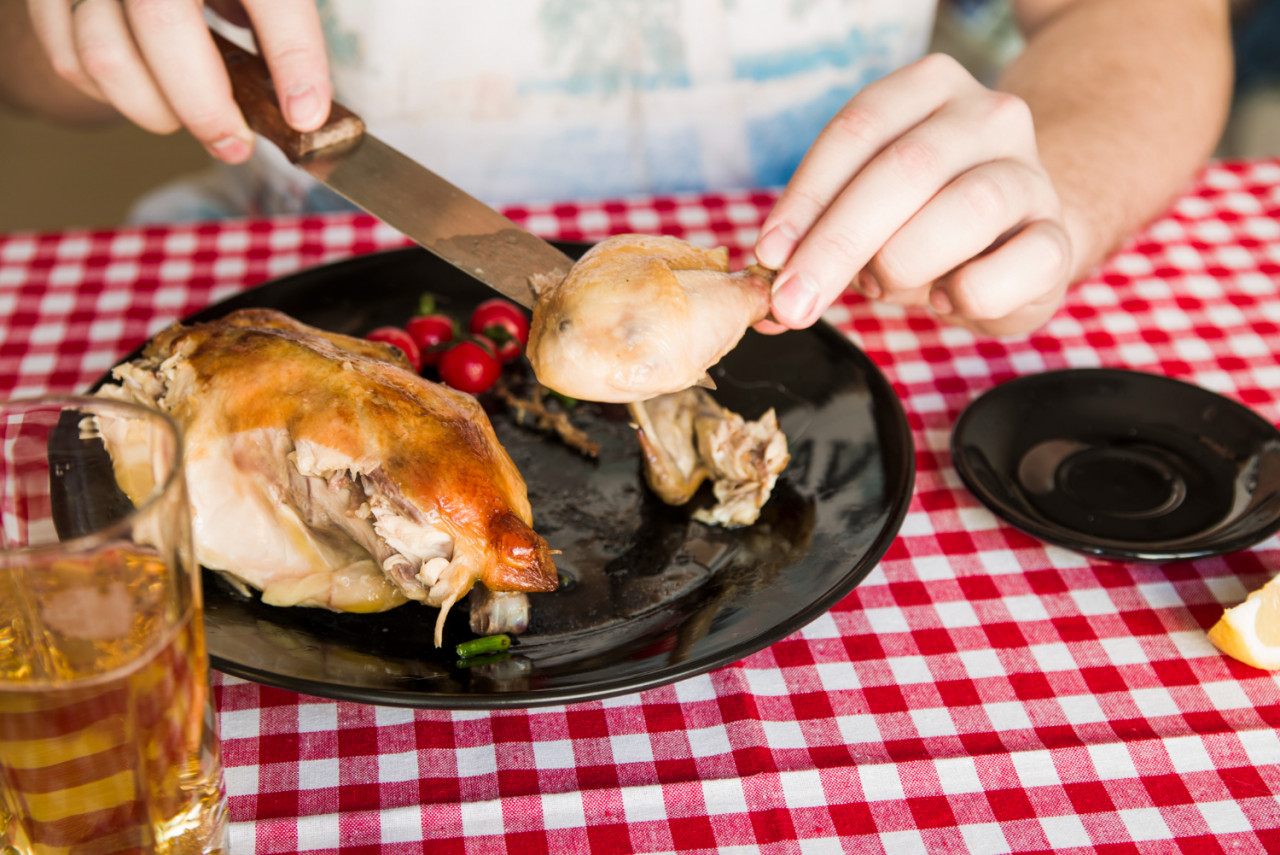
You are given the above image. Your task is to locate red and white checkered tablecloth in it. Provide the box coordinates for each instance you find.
[3,160,1280,853]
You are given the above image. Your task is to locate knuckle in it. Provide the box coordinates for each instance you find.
[886,137,941,179]
[951,227,1070,321]
[785,185,829,222]
[769,184,829,240]
[987,91,1035,136]
[826,103,881,148]
[76,39,130,81]
[949,269,1004,320]
[49,52,87,85]
[915,52,966,81]
[1016,221,1072,281]
[868,251,913,294]
[811,227,864,269]
[123,0,185,28]
[137,112,182,134]
[1036,227,1072,279]
[957,171,1008,221]
[266,42,321,76]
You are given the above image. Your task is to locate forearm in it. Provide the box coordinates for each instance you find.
[0,0,118,124]
[1001,0,1233,281]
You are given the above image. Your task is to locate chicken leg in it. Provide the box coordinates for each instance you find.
[527,234,775,403]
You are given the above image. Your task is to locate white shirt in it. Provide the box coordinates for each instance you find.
[131,0,935,221]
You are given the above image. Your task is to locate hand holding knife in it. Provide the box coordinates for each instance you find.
[213,32,572,309]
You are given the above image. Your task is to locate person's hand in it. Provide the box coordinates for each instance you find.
[754,53,1073,338]
[25,0,330,163]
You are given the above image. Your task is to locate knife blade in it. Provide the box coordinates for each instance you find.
[213,32,571,309]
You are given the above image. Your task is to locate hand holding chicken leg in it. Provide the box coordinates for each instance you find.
[755,54,1071,338]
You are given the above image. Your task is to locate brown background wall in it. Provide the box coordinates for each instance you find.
[0,105,209,233]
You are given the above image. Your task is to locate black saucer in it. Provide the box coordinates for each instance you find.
[951,368,1280,562]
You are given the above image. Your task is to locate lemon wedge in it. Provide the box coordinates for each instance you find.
[1207,574,1280,670]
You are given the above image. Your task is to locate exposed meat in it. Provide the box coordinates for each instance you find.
[527,234,774,403]
[628,387,789,527]
[96,308,557,645]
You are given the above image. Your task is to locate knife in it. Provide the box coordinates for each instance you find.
[213,32,572,309]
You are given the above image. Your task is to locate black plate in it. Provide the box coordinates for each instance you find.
[952,367,1280,562]
[95,244,913,708]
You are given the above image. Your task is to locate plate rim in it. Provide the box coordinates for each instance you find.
[951,366,1280,562]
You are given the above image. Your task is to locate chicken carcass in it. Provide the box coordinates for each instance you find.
[96,308,557,645]
[628,387,789,527]
[526,234,775,403]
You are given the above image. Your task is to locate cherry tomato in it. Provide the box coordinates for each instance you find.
[468,298,529,363]
[365,326,422,373]
[438,339,502,394]
[406,314,455,366]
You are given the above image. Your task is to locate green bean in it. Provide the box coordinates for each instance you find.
[455,633,511,660]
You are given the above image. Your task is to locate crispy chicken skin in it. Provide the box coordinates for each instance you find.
[97,308,557,645]
[527,234,774,403]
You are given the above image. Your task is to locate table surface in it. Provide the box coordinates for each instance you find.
[2,159,1280,854]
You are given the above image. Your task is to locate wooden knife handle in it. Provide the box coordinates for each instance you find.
[212,30,364,162]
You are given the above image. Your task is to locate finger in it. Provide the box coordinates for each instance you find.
[73,0,180,133]
[242,0,331,131]
[755,53,977,270]
[29,0,105,100]
[123,0,254,160]
[868,158,1059,300]
[752,318,791,335]
[769,91,1034,328]
[932,218,1073,334]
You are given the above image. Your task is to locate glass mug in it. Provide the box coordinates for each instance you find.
[0,396,228,853]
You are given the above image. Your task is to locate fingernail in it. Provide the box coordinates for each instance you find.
[858,269,882,299]
[208,134,252,162]
[755,223,797,270]
[930,288,954,315]
[772,273,819,324]
[285,83,323,129]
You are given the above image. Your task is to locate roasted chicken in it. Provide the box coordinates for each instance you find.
[96,308,557,645]
[527,234,774,403]
[628,387,789,527]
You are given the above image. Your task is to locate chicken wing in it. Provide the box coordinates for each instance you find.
[527,234,774,403]
[96,308,557,645]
